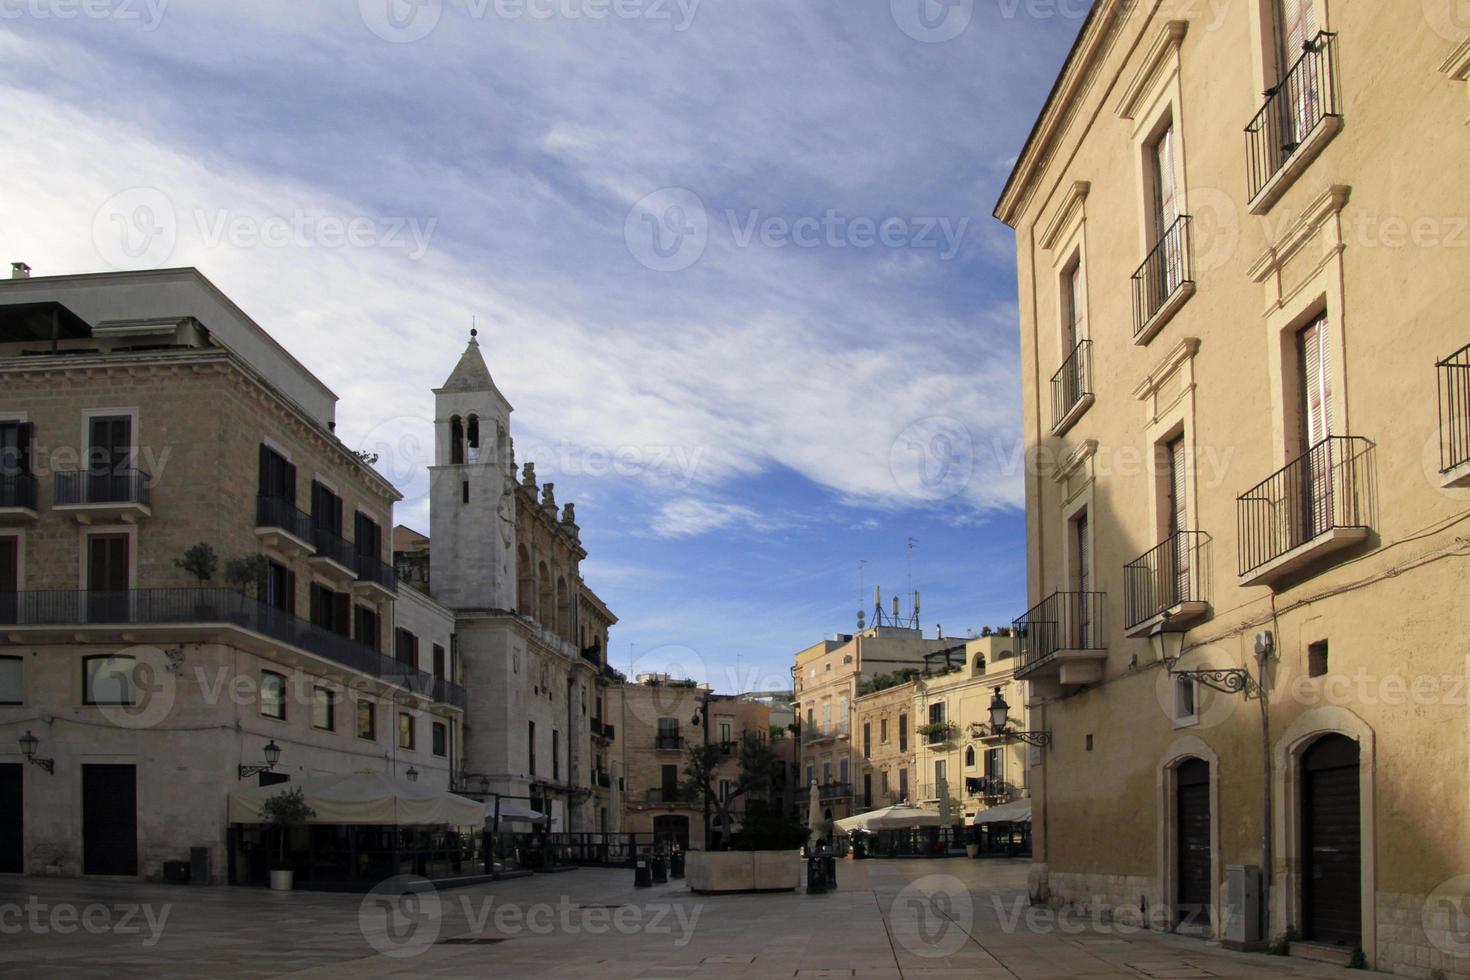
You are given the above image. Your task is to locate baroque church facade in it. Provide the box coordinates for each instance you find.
[396,332,619,833]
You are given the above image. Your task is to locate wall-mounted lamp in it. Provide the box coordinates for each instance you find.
[1154,612,1259,697]
[968,688,1052,748]
[18,730,54,774]
[238,740,282,779]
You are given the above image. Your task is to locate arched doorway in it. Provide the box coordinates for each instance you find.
[1302,734,1361,948]
[1176,757,1212,926]
[653,814,689,851]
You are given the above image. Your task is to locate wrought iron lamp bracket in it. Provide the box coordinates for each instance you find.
[1167,662,1260,698]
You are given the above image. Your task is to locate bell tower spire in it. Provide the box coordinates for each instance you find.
[429,329,517,611]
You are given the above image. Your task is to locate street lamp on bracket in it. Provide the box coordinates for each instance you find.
[966,687,1052,748]
[1151,612,1260,698]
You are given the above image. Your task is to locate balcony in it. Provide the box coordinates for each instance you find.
[1050,340,1094,435]
[590,717,615,742]
[1240,437,1375,587]
[54,469,151,523]
[0,588,466,709]
[920,721,959,746]
[654,733,684,751]
[802,722,847,746]
[1246,32,1342,214]
[1438,343,1470,487]
[1238,436,1372,587]
[818,781,851,801]
[1123,531,1211,636]
[579,645,601,667]
[354,553,398,598]
[1013,591,1106,688]
[964,777,1015,802]
[0,473,38,521]
[255,495,314,556]
[309,525,357,582]
[646,787,687,804]
[1131,215,1194,345]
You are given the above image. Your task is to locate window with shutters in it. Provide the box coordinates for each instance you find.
[0,534,19,625]
[394,627,419,668]
[0,421,34,512]
[258,444,295,501]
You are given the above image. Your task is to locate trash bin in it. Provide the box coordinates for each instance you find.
[806,854,827,895]
[651,854,668,884]
[670,851,686,878]
[634,857,652,888]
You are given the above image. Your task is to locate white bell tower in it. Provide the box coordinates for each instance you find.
[428,330,516,611]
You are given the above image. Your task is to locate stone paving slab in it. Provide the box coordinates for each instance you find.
[0,859,1386,979]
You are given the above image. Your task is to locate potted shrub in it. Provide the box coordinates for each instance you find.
[260,787,315,891]
[917,720,960,744]
[175,543,219,617]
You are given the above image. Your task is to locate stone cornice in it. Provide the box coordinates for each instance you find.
[1247,184,1352,284]
[993,2,1126,227]
[1038,181,1091,252]
[1132,336,1201,401]
[1115,20,1188,120]
[1052,438,1099,484]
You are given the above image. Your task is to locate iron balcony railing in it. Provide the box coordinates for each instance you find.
[1438,343,1470,474]
[654,733,684,750]
[312,525,356,571]
[355,553,398,593]
[256,494,314,543]
[1237,435,1372,577]
[646,787,685,803]
[818,781,852,800]
[1123,531,1209,630]
[0,472,37,510]
[579,645,601,666]
[964,777,1014,800]
[1050,340,1093,429]
[0,588,465,709]
[55,469,150,507]
[1013,591,1106,672]
[1246,32,1340,202]
[591,717,615,740]
[1131,214,1193,336]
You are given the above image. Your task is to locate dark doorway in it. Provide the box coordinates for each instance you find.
[0,764,21,873]
[82,763,137,876]
[1303,734,1361,947]
[652,814,689,851]
[1176,757,1212,926]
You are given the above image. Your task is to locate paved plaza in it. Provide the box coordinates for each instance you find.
[1,859,1376,979]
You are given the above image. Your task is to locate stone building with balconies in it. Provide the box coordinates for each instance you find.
[997,3,1470,973]
[0,267,464,883]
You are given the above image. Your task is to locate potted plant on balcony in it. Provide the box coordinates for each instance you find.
[917,720,960,744]
[175,542,219,618]
[260,787,315,891]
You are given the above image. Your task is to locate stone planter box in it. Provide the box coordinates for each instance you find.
[685,850,800,893]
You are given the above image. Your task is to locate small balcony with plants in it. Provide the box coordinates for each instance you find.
[918,720,959,746]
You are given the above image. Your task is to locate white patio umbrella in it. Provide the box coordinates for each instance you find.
[833,804,941,833]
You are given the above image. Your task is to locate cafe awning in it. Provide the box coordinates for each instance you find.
[486,800,548,826]
[228,772,483,826]
[971,799,1032,826]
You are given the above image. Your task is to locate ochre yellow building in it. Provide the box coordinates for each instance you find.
[996,2,1470,975]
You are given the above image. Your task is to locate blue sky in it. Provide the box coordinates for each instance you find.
[0,0,1082,694]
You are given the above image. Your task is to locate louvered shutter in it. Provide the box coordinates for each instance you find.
[1299,316,1334,538]
[1169,437,1190,603]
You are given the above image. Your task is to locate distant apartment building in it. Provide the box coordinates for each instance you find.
[611,674,786,849]
[850,634,1029,823]
[996,2,1470,974]
[790,593,958,822]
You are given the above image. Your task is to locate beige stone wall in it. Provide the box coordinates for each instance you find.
[999,3,1470,974]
